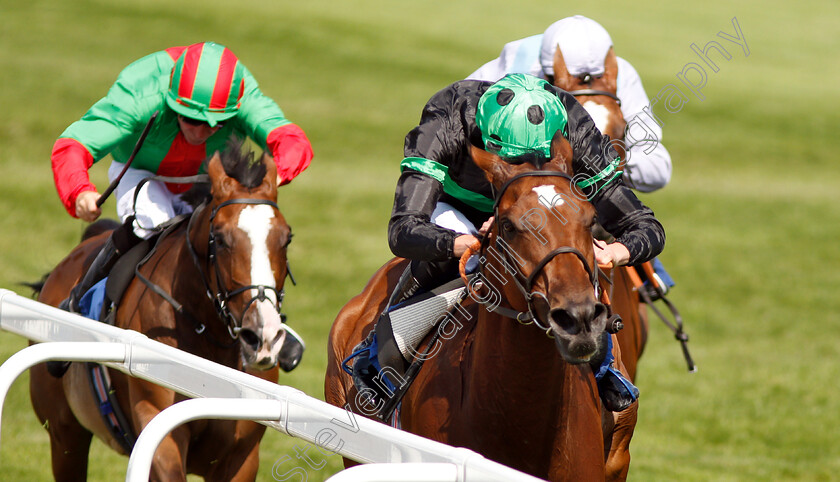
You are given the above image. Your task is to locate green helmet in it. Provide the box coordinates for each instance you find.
[476,73,568,160]
[166,42,246,127]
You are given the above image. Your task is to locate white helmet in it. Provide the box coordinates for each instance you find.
[539,15,613,77]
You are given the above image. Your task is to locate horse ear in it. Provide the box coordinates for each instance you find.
[260,152,278,192]
[547,129,574,175]
[470,145,513,188]
[603,47,618,93]
[551,46,576,91]
[208,151,235,198]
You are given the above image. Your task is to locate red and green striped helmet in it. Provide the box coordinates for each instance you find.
[166,42,245,127]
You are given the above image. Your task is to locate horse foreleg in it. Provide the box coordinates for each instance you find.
[130,382,189,481]
[604,403,637,482]
[603,337,637,481]
[29,362,93,482]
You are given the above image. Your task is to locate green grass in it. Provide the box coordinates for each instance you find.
[1,0,839,480]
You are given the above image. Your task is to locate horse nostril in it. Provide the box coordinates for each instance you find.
[550,308,579,335]
[239,329,261,350]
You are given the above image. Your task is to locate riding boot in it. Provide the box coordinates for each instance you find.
[350,267,424,400]
[591,333,639,412]
[373,270,424,373]
[58,235,121,314]
[50,220,139,378]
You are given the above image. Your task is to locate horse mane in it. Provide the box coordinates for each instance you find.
[182,137,268,207]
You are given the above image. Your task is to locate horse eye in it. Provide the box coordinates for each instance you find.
[500,220,516,234]
[214,232,230,249]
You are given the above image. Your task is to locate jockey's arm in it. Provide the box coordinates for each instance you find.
[265,123,313,186]
[51,137,99,218]
[616,57,672,192]
[560,87,666,265]
[388,169,462,262]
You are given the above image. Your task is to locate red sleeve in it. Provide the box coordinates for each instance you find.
[265,124,314,185]
[51,138,96,217]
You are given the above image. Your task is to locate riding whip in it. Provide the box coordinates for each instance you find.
[96,110,159,207]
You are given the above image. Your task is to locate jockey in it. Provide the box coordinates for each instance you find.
[468,15,675,296]
[51,42,312,348]
[352,73,665,412]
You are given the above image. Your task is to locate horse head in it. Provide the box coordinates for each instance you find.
[552,46,626,156]
[469,134,608,364]
[197,146,293,370]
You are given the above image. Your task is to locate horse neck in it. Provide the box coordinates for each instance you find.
[471,308,566,381]
[461,297,602,462]
[165,204,241,361]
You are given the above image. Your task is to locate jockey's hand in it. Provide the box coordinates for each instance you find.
[453,234,480,258]
[478,216,494,236]
[75,190,102,222]
[593,239,630,267]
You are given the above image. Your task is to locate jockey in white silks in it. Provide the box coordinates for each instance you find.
[468,15,672,194]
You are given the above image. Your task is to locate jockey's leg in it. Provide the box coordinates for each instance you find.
[59,219,141,314]
[351,202,480,401]
[51,166,176,377]
[640,257,676,301]
[111,163,183,239]
[49,219,141,378]
[373,259,452,372]
[590,333,639,412]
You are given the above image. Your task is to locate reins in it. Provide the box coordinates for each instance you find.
[186,197,285,340]
[131,173,289,344]
[460,171,622,338]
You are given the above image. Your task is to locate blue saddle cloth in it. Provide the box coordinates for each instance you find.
[78,278,108,321]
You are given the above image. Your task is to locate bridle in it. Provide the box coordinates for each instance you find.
[187,198,287,339]
[568,88,621,106]
[567,72,621,106]
[464,171,604,337]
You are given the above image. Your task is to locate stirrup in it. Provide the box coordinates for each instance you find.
[346,333,395,408]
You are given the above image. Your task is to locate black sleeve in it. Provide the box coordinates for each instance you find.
[388,170,459,261]
[591,181,665,264]
[388,81,489,262]
[559,88,666,264]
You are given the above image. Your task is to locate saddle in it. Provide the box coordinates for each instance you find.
[344,277,469,425]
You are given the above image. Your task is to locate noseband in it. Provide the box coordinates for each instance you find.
[188,198,286,339]
[473,171,602,336]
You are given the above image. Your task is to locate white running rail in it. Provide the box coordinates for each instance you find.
[0,289,544,481]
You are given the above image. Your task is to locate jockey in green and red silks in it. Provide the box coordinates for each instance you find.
[51,41,313,239]
[48,42,313,343]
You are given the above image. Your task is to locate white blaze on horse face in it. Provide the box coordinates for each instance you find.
[582,100,610,135]
[238,204,285,366]
[533,185,564,209]
[238,205,278,302]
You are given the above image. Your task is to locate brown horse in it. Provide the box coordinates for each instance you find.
[327,134,634,481]
[29,145,292,481]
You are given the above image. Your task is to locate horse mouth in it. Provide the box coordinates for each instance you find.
[239,326,285,370]
[546,302,607,364]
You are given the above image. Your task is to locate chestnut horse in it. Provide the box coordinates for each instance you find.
[29,146,292,481]
[327,135,635,481]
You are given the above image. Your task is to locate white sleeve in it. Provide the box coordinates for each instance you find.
[616,57,672,192]
[467,58,506,82]
[466,35,544,82]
